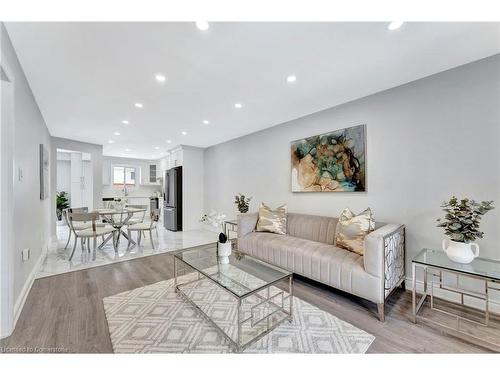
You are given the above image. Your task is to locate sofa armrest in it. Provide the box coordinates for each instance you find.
[237,212,259,238]
[364,224,405,295]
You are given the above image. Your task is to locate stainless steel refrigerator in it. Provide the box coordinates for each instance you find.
[163,166,182,231]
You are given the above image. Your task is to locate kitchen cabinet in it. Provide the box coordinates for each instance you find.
[159,155,170,175]
[149,164,157,183]
[156,146,183,187]
[102,158,111,185]
[170,148,182,167]
[140,162,160,185]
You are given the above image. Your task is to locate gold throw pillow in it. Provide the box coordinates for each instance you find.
[335,207,375,255]
[256,203,288,235]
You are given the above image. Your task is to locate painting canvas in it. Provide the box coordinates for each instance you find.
[291,124,366,192]
[40,144,49,200]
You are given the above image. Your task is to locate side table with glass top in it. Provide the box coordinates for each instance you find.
[412,248,500,350]
[223,219,238,240]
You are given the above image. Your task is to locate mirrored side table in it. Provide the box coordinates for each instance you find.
[223,219,238,240]
[412,248,500,351]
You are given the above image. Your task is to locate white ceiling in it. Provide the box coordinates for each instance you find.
[6,22,500,159]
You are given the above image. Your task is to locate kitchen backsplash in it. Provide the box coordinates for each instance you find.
[102,184,162,198]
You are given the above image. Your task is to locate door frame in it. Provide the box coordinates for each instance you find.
[0,54,15,338]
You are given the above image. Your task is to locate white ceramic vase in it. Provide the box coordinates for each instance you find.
[442,238,479,264]
[218,242,232,256]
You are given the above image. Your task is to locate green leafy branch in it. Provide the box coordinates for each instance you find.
[436,196,494,243]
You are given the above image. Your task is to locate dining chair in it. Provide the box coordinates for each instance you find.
[125,204,148,225]
[63,207,107,249]
[127,208,161,250]
[62,207,90,250]
[67,212,118,261]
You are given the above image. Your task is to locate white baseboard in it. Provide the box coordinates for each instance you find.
[404,276,500,315]
[11,243,48,334]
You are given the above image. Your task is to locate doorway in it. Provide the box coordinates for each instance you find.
[56,149,93,225]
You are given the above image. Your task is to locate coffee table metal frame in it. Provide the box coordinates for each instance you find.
[173,250,293,352]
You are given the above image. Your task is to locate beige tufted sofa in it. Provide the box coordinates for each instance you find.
[237,212,405,321]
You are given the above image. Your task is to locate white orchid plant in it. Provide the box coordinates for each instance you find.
[200,210,226,230]
[201,210,229,245]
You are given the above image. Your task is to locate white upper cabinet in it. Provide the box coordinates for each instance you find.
[102,158,111,185]
[149,164,157,183]
[158,146,183,173]
[170,147,183,168]
[159,155,170,176]
[140,161,161,185]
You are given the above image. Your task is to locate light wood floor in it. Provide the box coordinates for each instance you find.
[0,252,495,353]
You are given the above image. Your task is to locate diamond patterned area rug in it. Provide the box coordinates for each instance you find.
[103,275,375,353]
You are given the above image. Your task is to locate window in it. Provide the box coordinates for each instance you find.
[113,166,136,186]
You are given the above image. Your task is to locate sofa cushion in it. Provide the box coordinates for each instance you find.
[335,207,375,255]
[256,202,287,235]
[238,232,382,302]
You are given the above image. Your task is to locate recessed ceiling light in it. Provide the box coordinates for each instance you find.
[155,74,166,83]
[234,103,243,109]
[125,148,131,152]
[108,140,114,144]
[286,75,297,83]
[181,131,188,135]
[135,103,143,108]
[388,21,404,30]
[114,132,121,136]
[166,140,172,144]
[159,152,164,155]
[122,120,129,124]
[154,146,160,150]
[203,120,210,125]
[195,21,209,31]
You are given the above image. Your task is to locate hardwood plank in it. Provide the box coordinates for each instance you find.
[0,252,496,353]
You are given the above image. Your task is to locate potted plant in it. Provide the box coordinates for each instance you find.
[56,191,70,221]
[201,210,231,263]
[234,193,252,213]
[437,196,494,263]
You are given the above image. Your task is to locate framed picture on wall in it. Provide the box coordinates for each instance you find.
[40,144,49,200]
[290,124,366,192]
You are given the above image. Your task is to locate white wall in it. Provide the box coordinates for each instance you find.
[182,146,205,230]
[204,55,500,284]
[1,23,53,336]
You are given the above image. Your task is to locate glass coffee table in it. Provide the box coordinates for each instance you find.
[173,244,293,352]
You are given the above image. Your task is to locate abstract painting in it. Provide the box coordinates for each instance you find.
[291,124,366,192]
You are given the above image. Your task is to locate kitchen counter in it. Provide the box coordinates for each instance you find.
[103,196,160,199]
[101,196,163,216]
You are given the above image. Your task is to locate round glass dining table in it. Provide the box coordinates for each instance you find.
[93,207,147,249]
